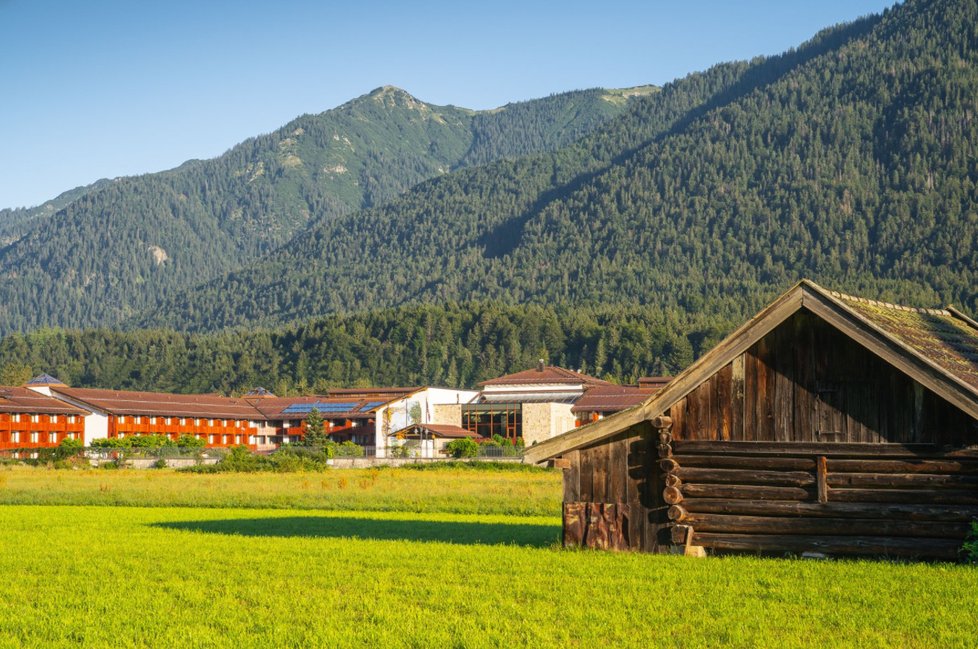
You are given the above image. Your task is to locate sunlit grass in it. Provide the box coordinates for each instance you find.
[0,505,975,647]
[0,467,975,647]
[0,465,561,515]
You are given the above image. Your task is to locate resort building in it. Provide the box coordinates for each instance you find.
[0,383,88,450]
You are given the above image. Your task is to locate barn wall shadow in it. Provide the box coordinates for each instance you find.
[152,516,559,547]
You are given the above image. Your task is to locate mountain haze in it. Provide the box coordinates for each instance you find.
[0,86,645,334]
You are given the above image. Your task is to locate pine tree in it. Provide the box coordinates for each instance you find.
[303,408,328,448]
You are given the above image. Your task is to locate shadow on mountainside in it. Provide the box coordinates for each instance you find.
[152,516,559,547]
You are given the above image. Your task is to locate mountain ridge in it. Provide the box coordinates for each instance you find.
[0,85,645,334]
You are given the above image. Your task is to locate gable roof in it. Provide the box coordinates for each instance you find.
[570,382,667,414]
[0,386,88,415]
[51,387,261,419]
[479,365,610,387]
[389,423,480,439]
[524,280,978,464]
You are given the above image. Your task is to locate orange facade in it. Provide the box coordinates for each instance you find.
[106,415,257,448]
[0,412,85,450]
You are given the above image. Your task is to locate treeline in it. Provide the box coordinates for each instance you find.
[0,302,738,395]
[0,87,635,334]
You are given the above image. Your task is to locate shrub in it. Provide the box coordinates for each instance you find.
[964,522,978,563]
[446,438,479,458]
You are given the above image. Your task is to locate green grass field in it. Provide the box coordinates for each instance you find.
[0,467,975,648]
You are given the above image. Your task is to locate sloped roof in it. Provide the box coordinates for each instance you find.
[390,423,480,439]
[253,395,397,421]
[525,280,978,464]
[0,386,88,415]
[571,381,668,414]
[829,292,978,392]
[479,365,610,387]
[51,387,261,419]
[26,373,66,386]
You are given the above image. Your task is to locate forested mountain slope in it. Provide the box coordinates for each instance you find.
[143,0,978,333]
[0,179,112,246]
[0,86,641,334]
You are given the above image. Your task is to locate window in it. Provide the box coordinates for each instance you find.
[462,403,523,442]
[50,415,58,423]
[235,435,242,444]
[67,416,76,424]
[208,435,215,444]
[180,418,186,426]
[31,414,40,423]
[48,432,57,443]
[118,416,125,424]
[165,417,172,425]
[134,416,142,424]
[30,432,39,443]
[11,414,19,423]
[209,419,215,427]
[150,417,157,425]
[221,435,228,444]
[10,432,19,443]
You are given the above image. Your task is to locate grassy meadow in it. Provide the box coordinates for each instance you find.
[0,467,975,647]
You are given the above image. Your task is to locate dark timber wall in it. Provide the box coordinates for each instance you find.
[562,310,978,560]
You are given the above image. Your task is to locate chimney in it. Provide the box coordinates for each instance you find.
[537,359,545,372]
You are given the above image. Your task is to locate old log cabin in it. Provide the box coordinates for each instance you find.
[523,280,978,560]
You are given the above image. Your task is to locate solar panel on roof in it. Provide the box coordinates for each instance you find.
[359,401,386,411]
[281,402,358,415]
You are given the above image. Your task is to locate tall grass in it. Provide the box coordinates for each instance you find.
[0,505,975,647]
[0,465,561,516]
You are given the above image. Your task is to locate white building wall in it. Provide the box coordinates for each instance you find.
[373,388,478,457]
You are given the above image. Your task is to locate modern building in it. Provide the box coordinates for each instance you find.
[464,361,611,446]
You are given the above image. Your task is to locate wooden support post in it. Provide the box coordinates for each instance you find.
[817,455,828,504]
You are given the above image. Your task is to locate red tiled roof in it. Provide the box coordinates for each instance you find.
[52,387,260,419]
[0,386,88,415]
[571,383,665,414]
[479,365,610,387]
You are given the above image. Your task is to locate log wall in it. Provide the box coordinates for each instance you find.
[663,440,978,560]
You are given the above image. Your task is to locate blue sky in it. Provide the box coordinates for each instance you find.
[0,0,895,209]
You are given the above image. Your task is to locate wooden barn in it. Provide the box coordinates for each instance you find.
[523,280,978,560]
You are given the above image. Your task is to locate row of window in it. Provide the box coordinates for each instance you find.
[5,414,79,424]
[116,416,250,427]
[2,431,79,444]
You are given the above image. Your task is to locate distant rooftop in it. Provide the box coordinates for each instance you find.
[26,373,66,386]
[479,362,610,388]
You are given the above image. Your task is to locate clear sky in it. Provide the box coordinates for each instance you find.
[0,0,896,209]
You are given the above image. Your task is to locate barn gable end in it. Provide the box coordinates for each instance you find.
[528,281,978,560]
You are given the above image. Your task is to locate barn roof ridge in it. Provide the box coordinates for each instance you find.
[525,279,978,464]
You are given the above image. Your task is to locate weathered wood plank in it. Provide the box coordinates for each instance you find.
[817,455,828,504]
[731,354,746,441]
[673,454,816,471]
[684,513,971,539]
[562,450,580,503]
[827,458,978,475]
[830,488,978,505]
[692,532,962,560]
[672,441,941,457]
[681,498,978,522]
[826,472,978,489]
[680,483,813,501]
[676,467,816,487]
[716,362,732,442]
